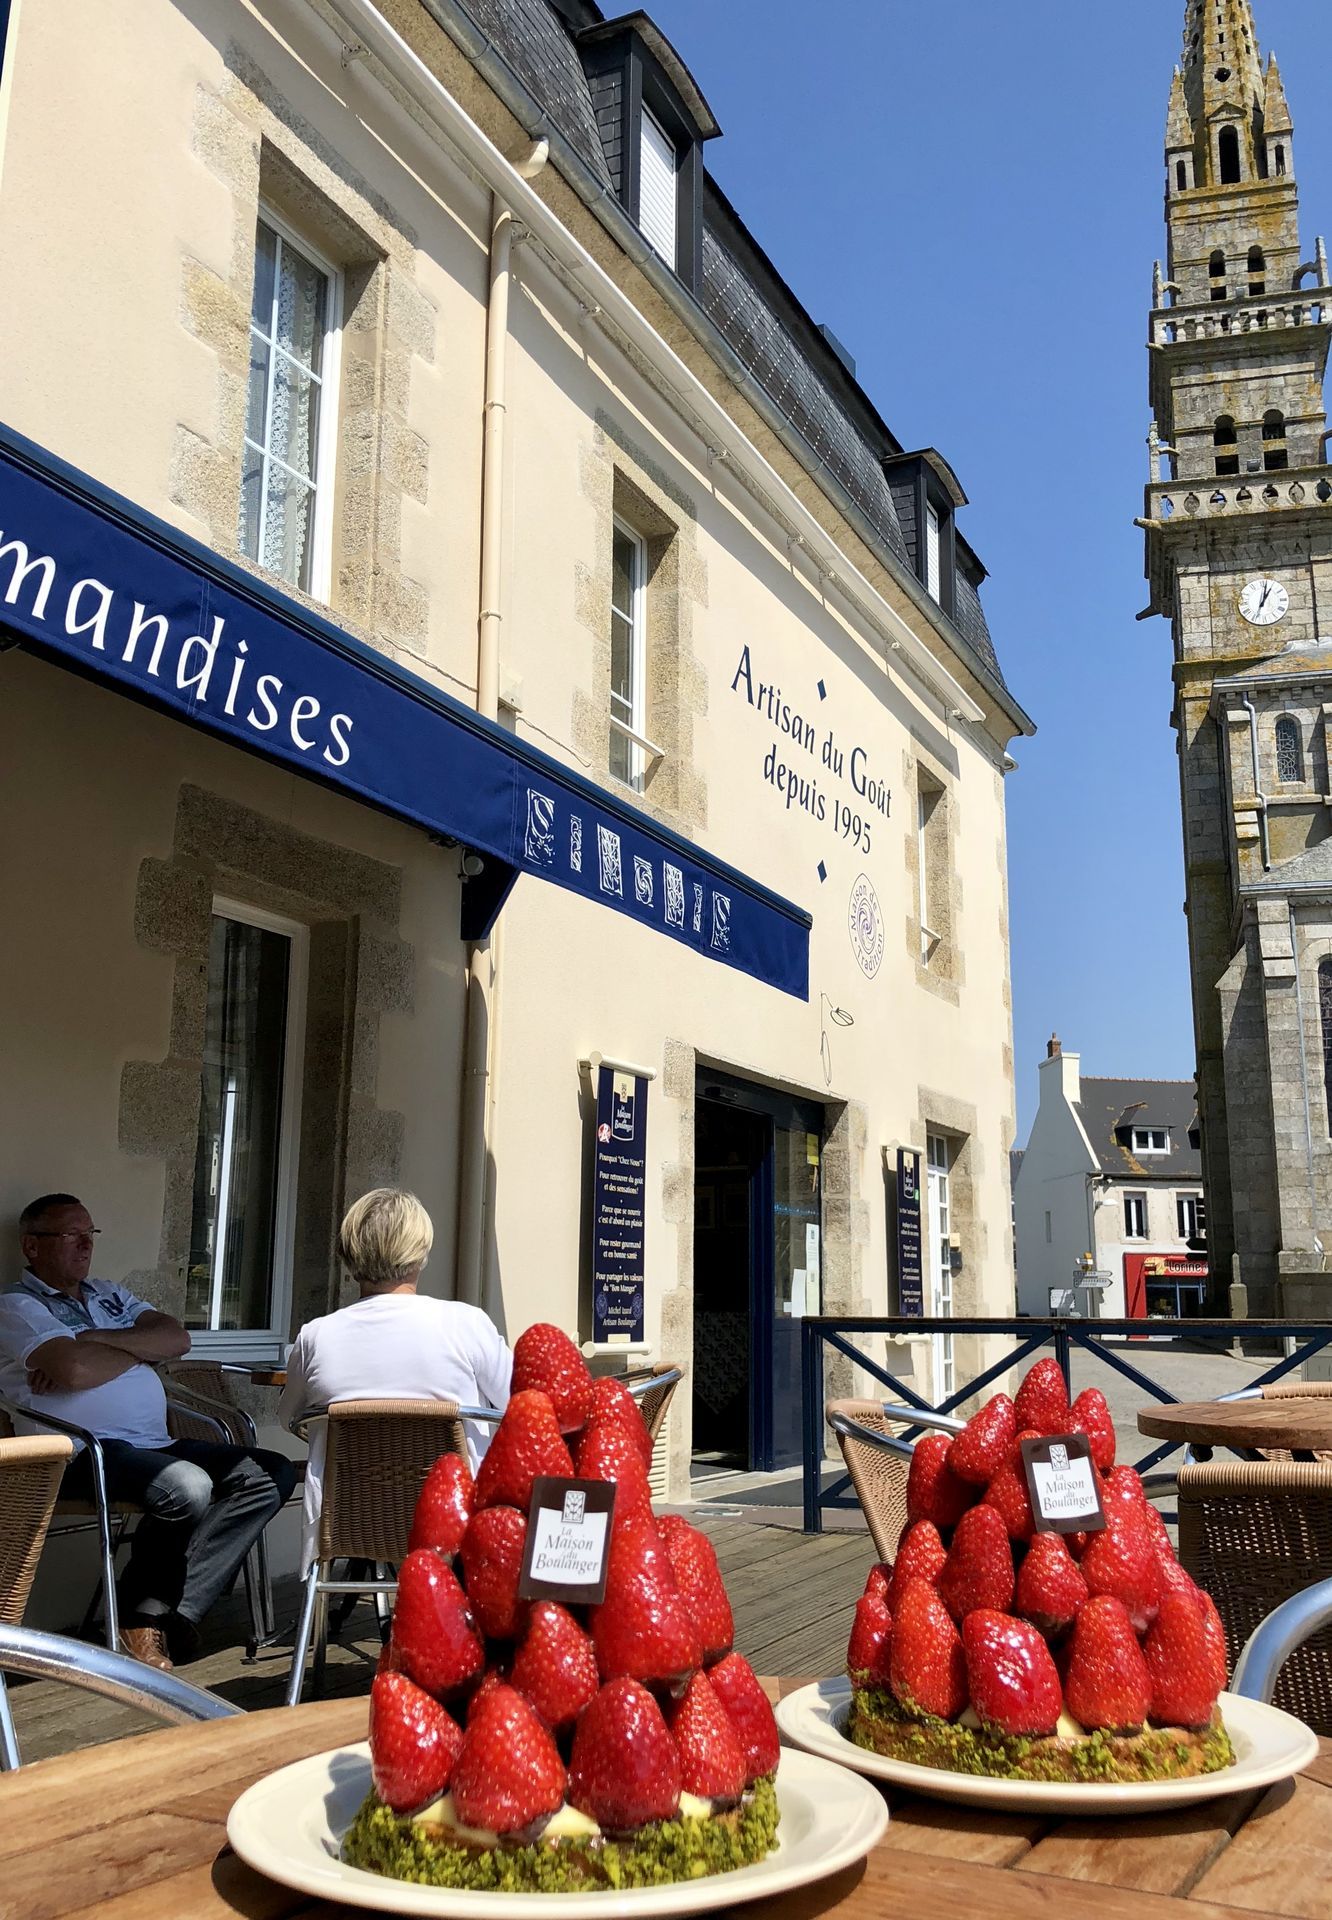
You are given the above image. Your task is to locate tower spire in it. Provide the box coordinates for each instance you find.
[1179,0,1266,187]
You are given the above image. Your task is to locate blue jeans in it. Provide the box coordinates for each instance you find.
[63,1437,298,1626]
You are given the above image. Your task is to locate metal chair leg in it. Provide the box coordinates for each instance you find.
[0,1672,21,1771]
[285,1565,320,1707]
[374,1563,393,1640]
[312,1587,329,1696]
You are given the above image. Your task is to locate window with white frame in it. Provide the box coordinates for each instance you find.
[610,520,647,790]
[1131,1127,1170,1154]
[185,901,307,1350]
[638,108,678,267]
[1177,1192,1206,1241]
[240,213,341,597]
[926,1133,955,1400]
[1124,1191,1148,1239]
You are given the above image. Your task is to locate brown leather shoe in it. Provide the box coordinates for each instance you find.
[119,1625,173,1671]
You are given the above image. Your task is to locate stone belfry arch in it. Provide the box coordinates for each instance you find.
[1142,0,1332,1316]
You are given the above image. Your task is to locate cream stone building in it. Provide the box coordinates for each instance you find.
[0,0,1032,1550]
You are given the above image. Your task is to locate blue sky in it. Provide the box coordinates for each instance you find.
[646,1,1332,1134]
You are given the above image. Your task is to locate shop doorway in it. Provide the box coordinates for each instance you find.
[692,1073,823,1472]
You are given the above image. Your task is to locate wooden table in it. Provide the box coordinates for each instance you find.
[2,1681,1328,1920]
[1137,1398,1332,1459]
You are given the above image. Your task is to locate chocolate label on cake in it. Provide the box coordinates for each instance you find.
[518,1476,618,1603]
[1019,1434,1107,1534]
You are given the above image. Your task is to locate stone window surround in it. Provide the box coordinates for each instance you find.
[180,46,436,662]
[574,412,708,839]
[906,744,963,1004]
[121,784,413,1344]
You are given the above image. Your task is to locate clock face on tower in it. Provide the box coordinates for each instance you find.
[1238,578,1290,627]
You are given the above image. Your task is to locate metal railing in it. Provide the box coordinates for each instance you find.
[801,1315,1332,1533]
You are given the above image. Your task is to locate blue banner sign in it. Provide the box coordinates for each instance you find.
[0,426,810,999]
[591,1066,648,1343]
[897,1147,924,1318]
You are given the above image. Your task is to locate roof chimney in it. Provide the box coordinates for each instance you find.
[1047,1033,1062,1059]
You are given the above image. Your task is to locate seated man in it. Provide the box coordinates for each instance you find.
[0,1193,298,1670]
[279,1188,511,1575]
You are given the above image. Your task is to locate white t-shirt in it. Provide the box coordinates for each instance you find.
[0,1274,172,1450]
[278,1292,513,1573]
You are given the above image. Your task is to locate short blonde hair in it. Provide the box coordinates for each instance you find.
[338,1188,433,1289]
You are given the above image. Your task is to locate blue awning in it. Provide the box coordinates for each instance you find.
[0,425,810,999]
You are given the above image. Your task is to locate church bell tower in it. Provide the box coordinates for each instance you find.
[1143,0,1332,1317]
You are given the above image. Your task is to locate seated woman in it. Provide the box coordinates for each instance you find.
[279,1188,511,1572]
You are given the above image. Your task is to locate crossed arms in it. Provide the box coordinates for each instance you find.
[26,1312,190,1394]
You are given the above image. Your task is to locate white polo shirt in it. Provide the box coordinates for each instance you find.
[0,1273,172,1449]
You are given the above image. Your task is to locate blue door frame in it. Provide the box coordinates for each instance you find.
[696,1070,823,1474]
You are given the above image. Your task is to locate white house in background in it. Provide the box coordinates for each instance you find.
[1015,1038,1208,1321]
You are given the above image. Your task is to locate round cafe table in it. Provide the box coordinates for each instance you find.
[1137,1396,1332,1459]
[1,1684,1329,1920]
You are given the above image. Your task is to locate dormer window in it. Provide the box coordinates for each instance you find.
[577,14,721,296]
[1131,1127,1170,1155]
[882,448,967,619]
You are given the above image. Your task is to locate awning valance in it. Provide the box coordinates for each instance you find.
[0,426,809,999]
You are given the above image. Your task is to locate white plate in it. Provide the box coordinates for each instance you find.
[226,1742,888,1916]
[775,1678,1319,1814]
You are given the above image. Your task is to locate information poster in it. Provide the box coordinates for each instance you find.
[897,1147,924,1318]
[592,1066,648,1342]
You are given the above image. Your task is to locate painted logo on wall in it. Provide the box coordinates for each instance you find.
[848,872,884,978]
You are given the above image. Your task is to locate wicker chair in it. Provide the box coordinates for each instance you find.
[1178,1459,1332,1734]
[826,1400,914,1562]
[286,1398,473,1705]
[0,1435,74,1768]
[626,1364,684,1456]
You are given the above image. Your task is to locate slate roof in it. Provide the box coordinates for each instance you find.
[440,0,1010,694]
[1075,1078,1202,1182]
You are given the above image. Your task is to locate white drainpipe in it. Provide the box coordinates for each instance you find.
[456,142,548,1312]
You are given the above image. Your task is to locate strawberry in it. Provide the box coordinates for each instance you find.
[947,1394,1018,1486]
[586,1377,653,1468]
[1070,1388,1116,1471]
[657,1516,734,1663]
[473,1390,574,1514]
[670,1670,747,1804]
[1064,1595,1152,1733]
[846,1593,893,1685]
[1067,1531,1090,1559]
[1140,1501,1176,1564]
[574,1421,654,1525]
[962,1610,1062,1738]
[459,1506,529,1641]
[1157,1555,1200,1604]
[390,1549,485,1699]
[937,1503,1015,1622]
[510,1601,599,1731]
[1197,1590,1230,1693]
[706,1652,781,1782]
[1101,1465,1148,1522]
[982,1431,1039,1544]
[568,1677,682,1831]
[407,1453,474,1558]
[1014,1359,1070,1437]
[906,1434,973,1531]
[467,1668,510,1724]
[1079,1516,1161,1634]
[451,1682,567,1835]
[862,1562,892,1605]
[511,1323,594,1434]
[889,1576,967,1721]
[369,1670,465,1813]
[591,1517,700,1687]
[376,1639,405,1675]
[1015,1532,1087,1638]
[885,1519,947,1613]
[1144,1589,1223,1728]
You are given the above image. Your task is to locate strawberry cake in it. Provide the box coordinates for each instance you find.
[341,1326,782,1892]
[844,1361,1236,1785]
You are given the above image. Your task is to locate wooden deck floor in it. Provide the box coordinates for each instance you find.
[6,1514,872,1767]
